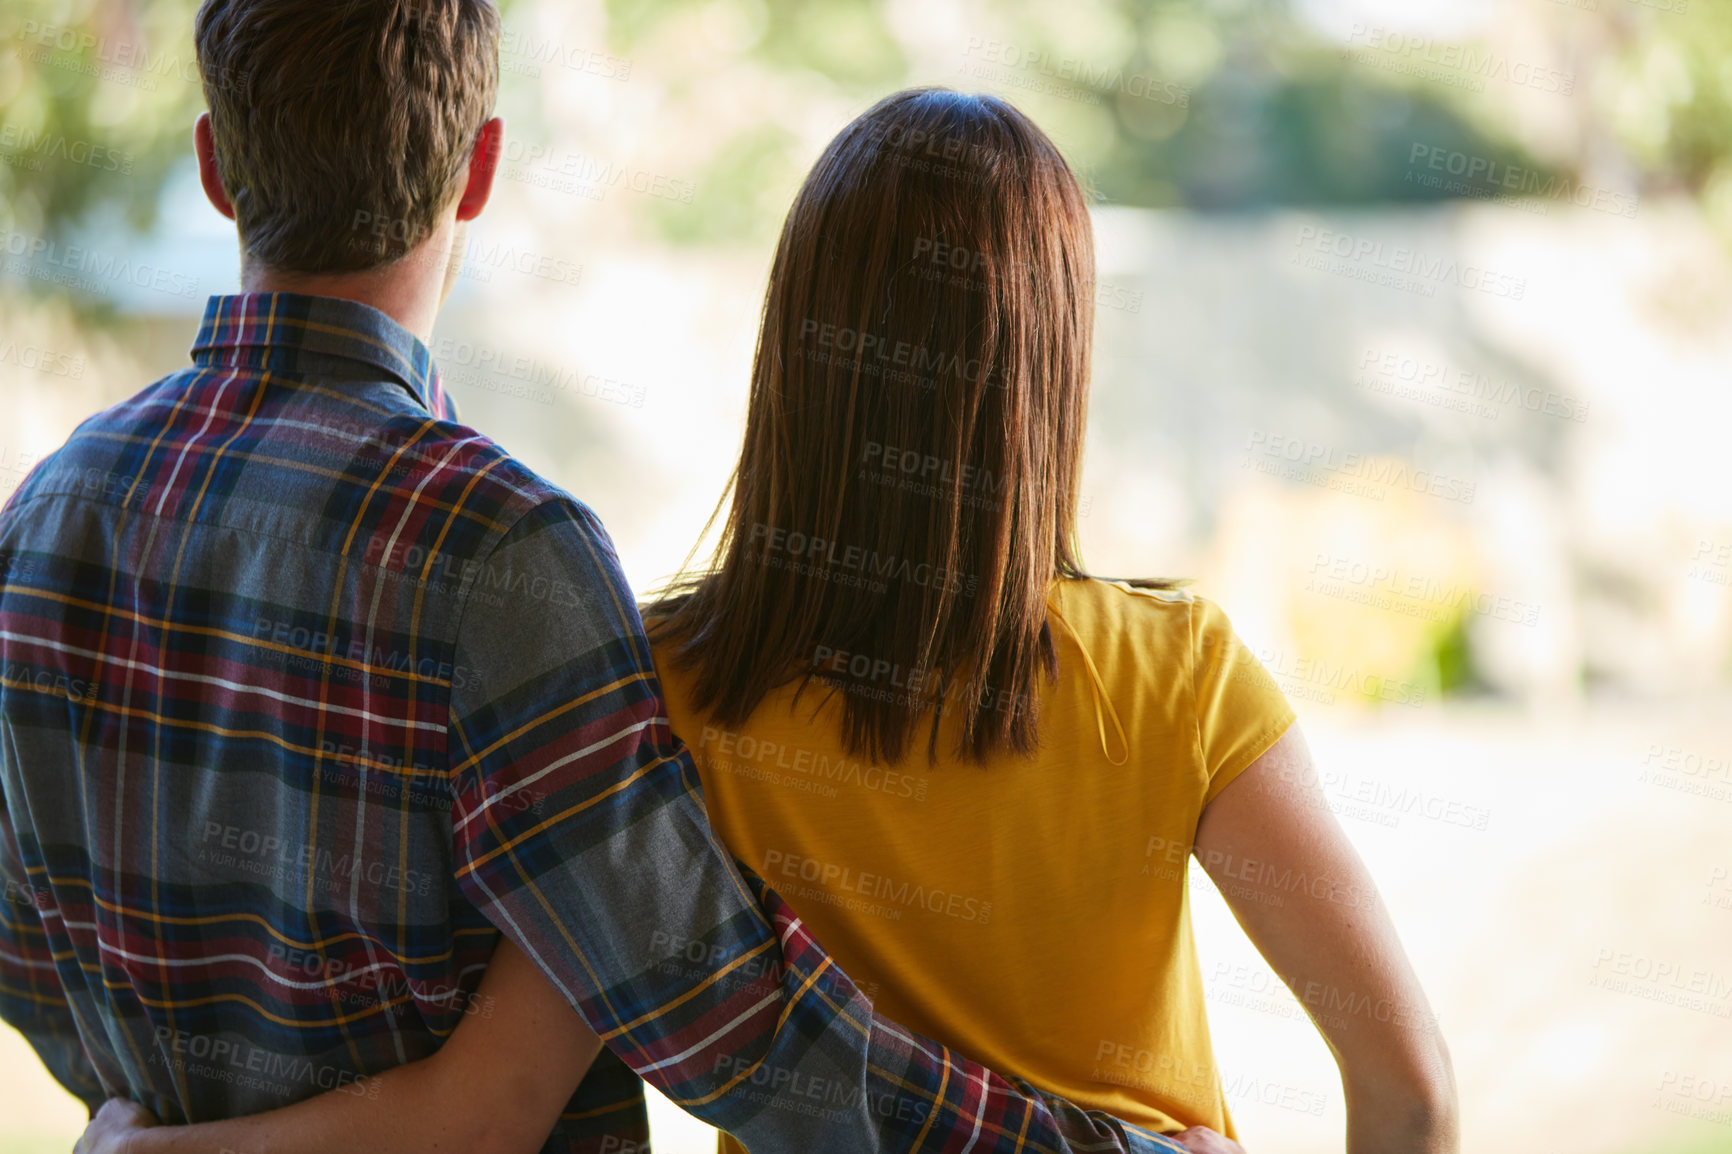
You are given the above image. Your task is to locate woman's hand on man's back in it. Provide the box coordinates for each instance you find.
[75,1098,157,1154]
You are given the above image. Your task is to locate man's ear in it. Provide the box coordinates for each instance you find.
[455,117,504,223]
[195,112,236,221]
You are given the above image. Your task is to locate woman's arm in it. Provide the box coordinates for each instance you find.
[1193,725,1459,1154]
[80,937,603,1154]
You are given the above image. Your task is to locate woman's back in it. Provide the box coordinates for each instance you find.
[652,578,1296,1144]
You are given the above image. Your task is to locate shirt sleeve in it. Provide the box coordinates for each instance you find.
[447,496,1189,1154]
[0,788,104,1113]
[1191,596,1298,806]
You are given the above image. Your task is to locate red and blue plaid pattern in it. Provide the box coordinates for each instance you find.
[0,292,1186,1153]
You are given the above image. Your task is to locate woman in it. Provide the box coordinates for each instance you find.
[83,88,1456,1154]
[641,87,1455,1152]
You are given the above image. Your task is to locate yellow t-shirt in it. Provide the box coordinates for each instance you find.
[650,578,1297,1148]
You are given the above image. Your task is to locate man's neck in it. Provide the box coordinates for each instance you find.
[241,224,459,345]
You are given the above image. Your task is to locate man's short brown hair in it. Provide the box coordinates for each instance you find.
[195,0,500,273]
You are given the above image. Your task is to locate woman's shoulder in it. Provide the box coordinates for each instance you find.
[1048,576,1203,678]
[1052,574,1198,622]
[1051,577,1260,682]
[636,606,695,693]
[1055,576,1251,626]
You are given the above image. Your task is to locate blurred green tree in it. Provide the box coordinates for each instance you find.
[7,0,1725,254]
[1,0,204,238]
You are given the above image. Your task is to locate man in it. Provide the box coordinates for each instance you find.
[0,1,1226,1151]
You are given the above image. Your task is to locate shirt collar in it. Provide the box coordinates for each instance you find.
[190,292,453,417]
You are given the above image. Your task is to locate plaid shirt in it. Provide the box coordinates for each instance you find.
[0,292,1185,1154]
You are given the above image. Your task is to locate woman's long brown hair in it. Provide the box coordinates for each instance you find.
[650,87,1164,765]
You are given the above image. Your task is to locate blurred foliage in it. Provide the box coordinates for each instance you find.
[1598,3,1732,235]
[0,1136,80,1154]
[7,0,1732,248]
[646,121,799,245]
[601,0,1558,235]
[1600,4,1732,187]
[0,0,205,237]
[1616,1134,1732,1154]
[0,0,525,242]
[1079,23,1541,210]
[1430,610,1491,699]
[956,0,1551,210]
